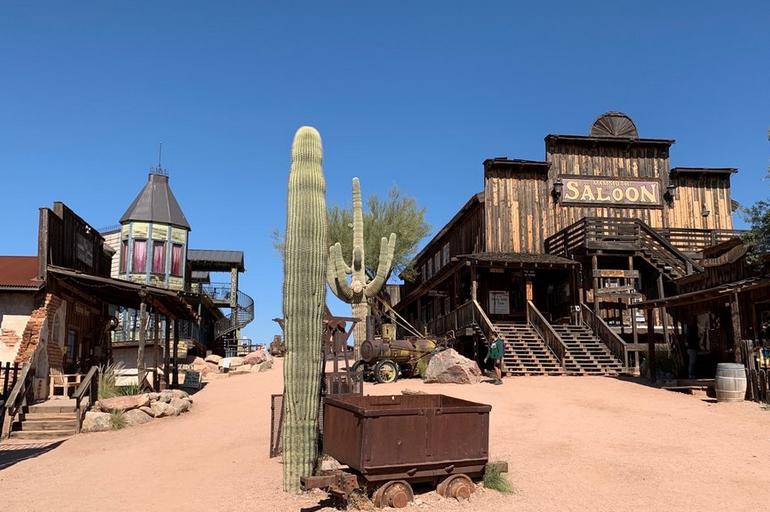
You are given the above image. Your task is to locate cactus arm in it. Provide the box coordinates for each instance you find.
[365,233,396,298]
[327,244,354,301]
[351,177,365,276]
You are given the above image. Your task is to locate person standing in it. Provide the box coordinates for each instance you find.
[485,332,505,385]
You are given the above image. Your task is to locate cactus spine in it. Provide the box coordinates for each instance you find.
[327,177,396,357]
[282,126,327,492]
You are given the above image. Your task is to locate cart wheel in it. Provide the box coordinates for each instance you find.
[437,474,475,500]
[372,480,413,508]
[373,360,398,384]
[349,360,366,382]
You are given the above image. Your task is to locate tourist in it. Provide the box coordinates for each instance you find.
[486,332,505,385]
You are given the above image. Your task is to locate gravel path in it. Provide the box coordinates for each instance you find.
[1,360,769,512]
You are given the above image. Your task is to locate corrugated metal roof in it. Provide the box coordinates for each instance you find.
[119,173,190,229]
[187,249,245,272]
[0,256,43,289]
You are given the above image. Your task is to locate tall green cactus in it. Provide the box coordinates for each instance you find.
[327,177,396,357]
[282,126,327,492]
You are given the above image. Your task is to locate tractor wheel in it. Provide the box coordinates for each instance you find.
[349,360,366,382]
[373,360,399,384]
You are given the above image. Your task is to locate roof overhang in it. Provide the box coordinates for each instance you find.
[632,276,770,310]
[546,134,675,147]
[457,252,578,268]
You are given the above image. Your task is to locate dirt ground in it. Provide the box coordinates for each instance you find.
[1,360,769,512]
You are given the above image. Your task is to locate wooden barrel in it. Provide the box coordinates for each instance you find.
[714,363,747,402]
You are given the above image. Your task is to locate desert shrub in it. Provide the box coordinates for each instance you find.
[110,410,127,430]
[98,361,129,399]
[117,383,140,396]
[483,463,513,494]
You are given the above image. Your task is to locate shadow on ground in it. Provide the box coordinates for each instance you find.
[0,440,65,471]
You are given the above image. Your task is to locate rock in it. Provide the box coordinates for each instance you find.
[243,348,267,365]
[139,406,154,416]
[424,348,482,384]
[170,389,189,399]
[192,356,206,366]
[150,400,175,418]
[147,392,160,401]
[255,359,274,372]
[401,388,426,395]
[97,394,150,412]
[81,411,111,432]
[232,364,253,374]
[219,356,244,369]
[169,397,191,415]
[158,390,174,403]
[123,408,153,426]
[204,354,222,364]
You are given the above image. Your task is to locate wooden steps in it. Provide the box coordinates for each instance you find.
[552,325,623,376]
[9,400,78,441]
[497,322,564,376]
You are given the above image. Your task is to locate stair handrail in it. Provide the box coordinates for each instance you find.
[471,299,496,344]
[214,289,255,339]
[580,302,629,371]
[73,365,99,433]
[1,362,32,440]
[636,221,703,274]
[526,301,567,367]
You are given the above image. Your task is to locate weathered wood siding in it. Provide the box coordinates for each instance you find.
[484,165,549,253]
[546,139,670,234]
[666,173,733,230]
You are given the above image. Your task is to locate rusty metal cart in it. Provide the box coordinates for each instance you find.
[302,393,500,508]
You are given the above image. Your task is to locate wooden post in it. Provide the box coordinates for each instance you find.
[230,266,239,344]
[152,310,160,391]
[647,307,656,383]
[657,273,669,347]
[731,292,742,363]
[137,293,147,389]
[163,315,171,389]
[470,264,478,302]
[172,319,179,388]
[591,255,599,333]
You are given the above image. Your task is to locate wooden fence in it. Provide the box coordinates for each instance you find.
[1,361,21,403]
[740,340,769,404]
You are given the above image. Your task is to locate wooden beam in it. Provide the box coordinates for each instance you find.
[657,273,669,349]
[172,319,179,388]
[591,255,599,332]
[730,292,742,363]
[647,308,656,383]
[137,294,147,389]
[164,315,171,389]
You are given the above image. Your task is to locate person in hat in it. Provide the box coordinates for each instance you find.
[485,332,505,384]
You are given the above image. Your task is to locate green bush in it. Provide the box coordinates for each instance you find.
[110,410,127,430]
[98,361,126,399]
[483,463,513,494]
[117,384,140,396]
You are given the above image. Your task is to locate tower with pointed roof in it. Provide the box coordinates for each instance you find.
[117,169,191,290]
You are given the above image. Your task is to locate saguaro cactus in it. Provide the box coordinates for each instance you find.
[327,177,396,357]
[282,126,327,492]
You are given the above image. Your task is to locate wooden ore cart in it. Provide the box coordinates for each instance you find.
[302,393,498,508]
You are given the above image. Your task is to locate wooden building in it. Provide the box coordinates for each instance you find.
[397,112,744,378]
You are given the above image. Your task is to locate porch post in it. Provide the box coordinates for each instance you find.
[657,273,669,348]
[591,255,599,333]
[647,307,656,383]
[172,319,179,388]
[137,290,147,389]
[164,315,171,389]
[153,310,160,391]
[730,292,742,363]
[470,264,478,302]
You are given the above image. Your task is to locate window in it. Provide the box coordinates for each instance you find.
[171,244,184,277]
[120,240,128,273]
[151,241,166,274]
[132,240,147,273]
[442,243,450,267]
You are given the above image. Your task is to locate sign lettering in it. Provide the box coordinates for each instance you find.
[561,177,661,207]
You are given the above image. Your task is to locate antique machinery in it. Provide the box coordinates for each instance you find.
[353,334,444,384]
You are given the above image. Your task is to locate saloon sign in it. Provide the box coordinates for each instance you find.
[560,177,661,207]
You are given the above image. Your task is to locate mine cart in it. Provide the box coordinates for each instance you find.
[302,393,499,509]
[352,338,443,383]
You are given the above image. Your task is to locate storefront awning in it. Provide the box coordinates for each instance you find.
[632,276,770,310]
[456,252,578,268]
[47,266,197,320]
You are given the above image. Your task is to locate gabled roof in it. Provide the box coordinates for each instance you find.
[0,256,43,290]
[120,172,191,230]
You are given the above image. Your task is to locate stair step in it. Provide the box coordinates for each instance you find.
[10,429,76,440]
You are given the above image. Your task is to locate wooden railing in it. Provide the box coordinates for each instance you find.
[1,361,22,402]
[658,228,746,252]
[580,302,629,370]
[73,366,99,433]
[424,299,495,343]
[1,363,33,440]
[471,299,496,344]
[544,217,702,277]
[526,301,566,366]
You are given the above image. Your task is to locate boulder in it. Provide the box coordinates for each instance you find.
[150,400,175,418]
[424,349,482,384]
[97,394,150,413]
[139,406,154,416]
[243,348,267,366]
[257,359,274,372]
[192,356,207,367]
[232,364,253,374]
[123,408,153,426]
[204,354,222,364]
[147,392,160,401]
[170,389,189,399]
[169,397,191,415]
[158,390,174,403]
[82,411,112,432]
[219,356,244,369]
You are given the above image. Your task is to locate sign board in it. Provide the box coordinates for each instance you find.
[489,291,510,315]
[560,177,661,207]
[593,269,640,279]
[181,370,202,389]
[76,231,94,266]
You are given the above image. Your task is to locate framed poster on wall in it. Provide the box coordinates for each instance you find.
[489,291,510,315]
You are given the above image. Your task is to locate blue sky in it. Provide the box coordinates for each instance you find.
[1,1,768,343]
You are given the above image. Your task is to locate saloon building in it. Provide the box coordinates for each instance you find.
[397,112,757,378]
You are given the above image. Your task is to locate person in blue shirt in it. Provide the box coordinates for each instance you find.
[485,332,504,385]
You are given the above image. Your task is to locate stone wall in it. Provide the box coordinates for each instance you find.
[15,294,63,371]
[0,291,35,362]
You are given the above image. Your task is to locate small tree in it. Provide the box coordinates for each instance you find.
[742,131,770,267]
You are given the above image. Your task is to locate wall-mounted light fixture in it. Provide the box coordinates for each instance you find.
[664,183,677,203]
[552,179,563,202]
[701,206,710,217]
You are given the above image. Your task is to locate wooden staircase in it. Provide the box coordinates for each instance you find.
[552,325,623,376]
[9,400,78,441]
[496,322,564,376]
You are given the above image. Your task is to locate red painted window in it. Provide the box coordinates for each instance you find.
[171,244,183,277]
[152,241,166,274]
[120,240,128,273]
[132,240,147,273]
